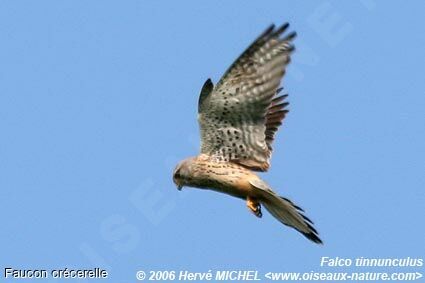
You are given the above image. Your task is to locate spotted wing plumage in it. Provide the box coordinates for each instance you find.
[198,23,295,171]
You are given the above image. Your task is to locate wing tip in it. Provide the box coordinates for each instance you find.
[260,24,276,39]
[274,22,290,36]
[284,31,297,41]
[198,78,214,113]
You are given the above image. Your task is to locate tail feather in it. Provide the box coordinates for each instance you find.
[280,196,304,212]
[249,178,322,244]
[262,194,322,244]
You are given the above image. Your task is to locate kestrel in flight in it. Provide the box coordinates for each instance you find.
[173,23,322,244]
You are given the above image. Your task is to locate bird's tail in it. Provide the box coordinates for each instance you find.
[250,179,322,244]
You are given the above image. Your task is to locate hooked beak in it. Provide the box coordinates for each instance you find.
[174,178,183,191]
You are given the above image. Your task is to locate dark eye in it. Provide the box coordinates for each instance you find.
[174,170,181,178]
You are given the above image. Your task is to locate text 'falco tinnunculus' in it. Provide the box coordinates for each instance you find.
[173,23,322,244]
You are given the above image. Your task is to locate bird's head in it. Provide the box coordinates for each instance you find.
[172,158,195,190]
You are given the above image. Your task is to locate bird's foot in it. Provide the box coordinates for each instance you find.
[246,197,262,218]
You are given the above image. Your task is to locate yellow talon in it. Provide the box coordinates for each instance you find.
[247,196,262,218]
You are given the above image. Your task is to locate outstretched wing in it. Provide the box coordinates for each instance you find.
[198,23,295,171]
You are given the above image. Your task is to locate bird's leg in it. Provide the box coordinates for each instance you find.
[246,196,262,218]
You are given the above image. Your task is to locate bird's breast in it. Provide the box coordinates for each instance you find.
[191,160,259,199]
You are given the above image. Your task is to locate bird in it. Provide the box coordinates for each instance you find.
[172,23,322,244]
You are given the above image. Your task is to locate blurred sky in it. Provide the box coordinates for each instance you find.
[1,0,424,282]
